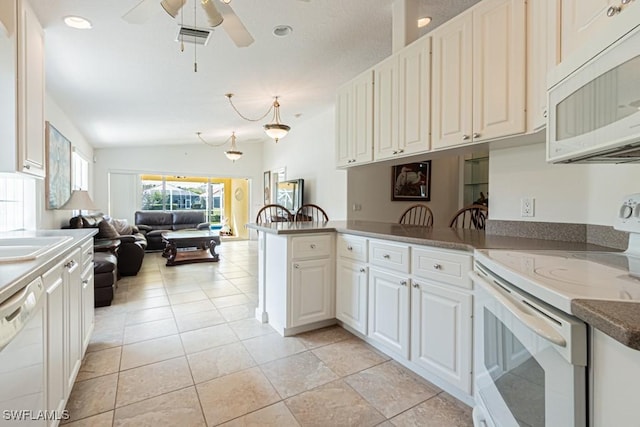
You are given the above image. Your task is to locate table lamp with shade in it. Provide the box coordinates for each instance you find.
[58,190,99,227]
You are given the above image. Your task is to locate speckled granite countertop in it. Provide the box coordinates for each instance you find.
[0,229,96,305]
[572,300,640,351]
[248,220,640,349]
[247,220,613,252]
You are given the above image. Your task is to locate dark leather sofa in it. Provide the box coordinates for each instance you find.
[135,211,208,251]
[69,214,147,276]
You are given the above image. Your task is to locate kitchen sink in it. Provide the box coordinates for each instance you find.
[0,236,73,263]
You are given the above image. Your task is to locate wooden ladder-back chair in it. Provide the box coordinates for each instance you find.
[448,204,488,230]
[398,204,434,227]
[256,204,293,224]
[295,204,329,222]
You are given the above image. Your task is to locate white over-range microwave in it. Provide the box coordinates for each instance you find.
[547,21,640,164]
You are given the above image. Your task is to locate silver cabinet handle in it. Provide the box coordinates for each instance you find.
[347,245,353,251]
[543,109,548,118]
[398,149,404,154]
[359,268,366,273]
[607,5,621,16]
[24,164,31,169]
[392,150,398,155]
[310,244,316,249]
[383,254,390,259]
[400,280,407,287]
[433,264,442,270]
[82,279,89,289]
[621,0,633,4]
[412,282,420,289]
[65,260,76,269]
[473,132,481,139]
[294,264,299,269]
[462,134,470,141]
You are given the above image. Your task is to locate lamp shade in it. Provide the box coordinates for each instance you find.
[161,0,187,18]
[263,123,290,142]
[59,190,99,211]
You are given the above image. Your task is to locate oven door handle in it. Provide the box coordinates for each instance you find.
[470,271,567,348]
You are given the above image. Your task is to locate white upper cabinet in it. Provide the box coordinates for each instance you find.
[432,13,473,149]
[336,70,373,167]
[374,37,431,161]
[433,0,526,149]
[0,0,45,177]
[527,0,560,132]
[561,0,616,61]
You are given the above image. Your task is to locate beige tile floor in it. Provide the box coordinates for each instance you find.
[63,240,473,427]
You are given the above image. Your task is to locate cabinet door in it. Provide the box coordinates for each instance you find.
[368,268,410,358]
[335,83,352,167]
[290,258,333,327]
[411,280,472,393]
[398,37,431,155]
[43,264,66,423]
[373,56,399,160]
[432,12,473,149]
[336,260,368,335]
[18,0,44,177]
[560,0,613,61]
[527,0,560,132]
[472,0,526,141]
[65,251,82,390]
[352,70,374,164]
[81,263,95,355]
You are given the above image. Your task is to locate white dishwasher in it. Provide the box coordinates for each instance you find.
[0,277,46,426]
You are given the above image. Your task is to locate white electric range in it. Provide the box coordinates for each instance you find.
[470,194,640,427]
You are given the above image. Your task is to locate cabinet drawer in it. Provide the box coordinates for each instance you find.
[81,239,93,267]
[412,247,472,289]
[291,234,332,260]
[369,240,410,273]
[337,234,367,262]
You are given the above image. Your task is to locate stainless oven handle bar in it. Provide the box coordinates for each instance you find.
[469,271,567,348]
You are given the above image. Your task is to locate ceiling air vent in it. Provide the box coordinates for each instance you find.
[175,26,212,46]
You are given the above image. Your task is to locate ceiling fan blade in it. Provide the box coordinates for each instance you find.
[122,0,160,24]
[217,2,254,47]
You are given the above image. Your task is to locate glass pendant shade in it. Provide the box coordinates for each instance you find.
[263,123,290,142]
[224,132,243,161]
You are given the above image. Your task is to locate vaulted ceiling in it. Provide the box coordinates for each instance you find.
[28,0,479,148]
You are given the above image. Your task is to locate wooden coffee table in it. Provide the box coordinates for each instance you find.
[161,230,221,266]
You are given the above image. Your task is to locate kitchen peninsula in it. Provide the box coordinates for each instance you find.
[246,219,629,405]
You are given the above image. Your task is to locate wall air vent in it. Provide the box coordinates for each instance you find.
[175,26,212,46]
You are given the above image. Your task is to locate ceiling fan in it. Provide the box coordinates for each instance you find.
[122,0,255,47]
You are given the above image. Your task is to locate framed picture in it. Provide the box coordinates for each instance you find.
[391,161,431,201]
[45,122,72,209]
[263,171,271,204]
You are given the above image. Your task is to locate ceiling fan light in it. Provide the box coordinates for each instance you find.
[161,0,187,18]
[263,123,290,142]
[201,0,224,27]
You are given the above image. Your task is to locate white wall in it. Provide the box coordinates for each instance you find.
[347,155,460,227]
[94,142,264,225]
[262,107,348,220]
[489,142,640,226]
[39,95,95,229]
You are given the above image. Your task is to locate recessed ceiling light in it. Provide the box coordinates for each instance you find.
[417,16,432,28]
[64,16,92,30]
[273,25,293,37]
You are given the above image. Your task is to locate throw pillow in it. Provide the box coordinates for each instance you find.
[108,218,134,235]
[97,220,120,239]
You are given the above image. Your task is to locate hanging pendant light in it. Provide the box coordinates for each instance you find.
[224,132,243,161]
[263,97,290,142]
[225,94,291,142]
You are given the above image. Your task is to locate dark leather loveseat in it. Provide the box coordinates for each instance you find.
[135,210,208,251]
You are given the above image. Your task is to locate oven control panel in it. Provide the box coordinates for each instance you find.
[615,193,640,233]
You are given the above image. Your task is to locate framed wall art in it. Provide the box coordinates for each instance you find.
[391,161,431,201]
[263,171,271,204]
[45,122,72,209]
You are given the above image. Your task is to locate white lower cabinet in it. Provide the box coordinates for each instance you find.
[367,267,410,359]
[41,240,93,427]
[336,259,368,335]
[290,258,333,327]
[410,280,472,393]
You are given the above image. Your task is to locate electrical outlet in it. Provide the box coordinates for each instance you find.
[352,203,362,211]
[521,197,535,217]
